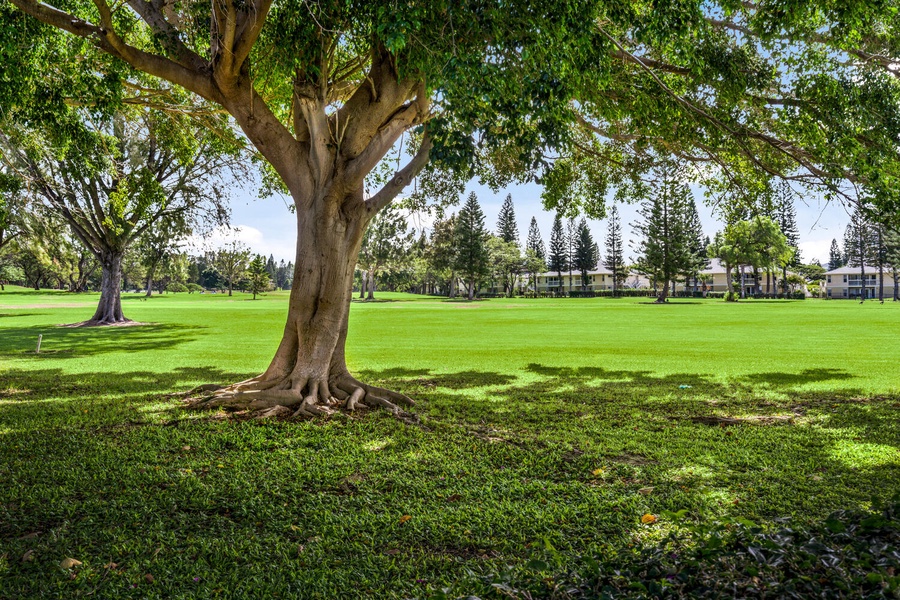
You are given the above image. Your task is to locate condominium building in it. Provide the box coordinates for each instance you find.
[822,266,897,299]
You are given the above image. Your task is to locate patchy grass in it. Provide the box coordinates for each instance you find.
[0,288,898,598]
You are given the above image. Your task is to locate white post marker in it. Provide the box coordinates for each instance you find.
[36,334,42,354]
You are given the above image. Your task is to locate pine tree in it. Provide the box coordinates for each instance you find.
[426,215,458,297]
[885,226,900,301]
[632,164,693,303]
[682,197,708,294]
[526,217,546,261]
[452,192,490,300]
[843,209,876,301]
[496,194,519,245]
[573,219,596,290]
[603,204,625,296]
[247,254,271,300]
[265,254,276,280]
[548,214,568,294]
[565,217,577,291]
[773,184,801,294]
[828,239,844,270]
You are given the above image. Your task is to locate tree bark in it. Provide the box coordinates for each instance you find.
[359,270,366,299]
[656,278,670,303]
[193,191,414,417]
[89,252,129,325]
[145,267,155,297]
[366,267,375,300]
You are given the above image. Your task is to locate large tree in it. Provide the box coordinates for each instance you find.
[357,204,413,300]
[0,108,236,324]
[9,0,900,415]
[632,164,693,303]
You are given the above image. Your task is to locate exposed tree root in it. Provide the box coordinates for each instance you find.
[183,371,417,422]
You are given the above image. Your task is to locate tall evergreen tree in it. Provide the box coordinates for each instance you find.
[573,219,597,290]
[844,208,876,301]
[548,214,568,294]
[496,194,519,246]
[682,197,708,294]
[603,204,625,296]
[452,192,490,300]
[524,217,546,295]
[885,227,900,301]
[773,183,801,294]
[632,164,693,303]
[828,239,845,270]
[566,217,577,292]
[526,217,546,261]
[265,254,277,280]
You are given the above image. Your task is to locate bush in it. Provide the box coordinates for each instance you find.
[166,282,188,294]
[186,283,203,294]
[436,498,900,599]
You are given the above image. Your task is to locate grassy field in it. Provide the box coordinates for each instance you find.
[1,287,898,598]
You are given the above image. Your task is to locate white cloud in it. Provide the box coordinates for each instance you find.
[186,224,295,262]
[798,239,833,264]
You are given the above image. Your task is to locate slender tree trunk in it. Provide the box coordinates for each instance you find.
[367,267,375,300]
[879,262,884,302]
[145,266,155,297]
[359,270,366,299]
[739,266,746,299]
[90,251,128,325]
[725,263,734,300]
[860,262,866,302]
[893,267,899,301]
[468,278,475,300]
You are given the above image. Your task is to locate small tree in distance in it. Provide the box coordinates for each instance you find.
[247,254,271,300]
[214,239,251,297]
[548,214,568,295]
[453,193,490,301]
[604,205,625,296]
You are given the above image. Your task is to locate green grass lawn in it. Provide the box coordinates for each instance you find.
[1,286,898,598]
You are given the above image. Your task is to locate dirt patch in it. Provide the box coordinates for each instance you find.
[610,452,654,466]
[58,320,154,328]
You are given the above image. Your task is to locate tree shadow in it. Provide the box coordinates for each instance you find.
[0,323,205,359]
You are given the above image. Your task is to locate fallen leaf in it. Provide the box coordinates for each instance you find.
[19,532,40,540]
[144,574,154,583]
[182,446,191,451]
[104,562,118,570]
[638,487,655,495]
[446,494,462,502]
[591,468,603,476]
[290,524,300,531]
[641,514,658,525]
[60,558,82,569]
[384,548,400,555]
[399,515,412,524]
[21,550,34,562]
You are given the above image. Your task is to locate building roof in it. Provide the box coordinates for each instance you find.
[824,265,881,275]
[537,263,614,277]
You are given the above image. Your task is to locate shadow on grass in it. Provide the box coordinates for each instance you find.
[0,322,205,359]
[0,362,897,598]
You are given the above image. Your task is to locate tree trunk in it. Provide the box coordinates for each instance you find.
[359,270,366,299]
[860,262,866,302]
[739,266,746,299]
[467,278,475,300]
[89,252,129,325]
[145,267,155,297]
[893,267,899,301]
[879,263,884,302]
[366,267,375,300]
[193,196,414,417]
[656,278,670,303]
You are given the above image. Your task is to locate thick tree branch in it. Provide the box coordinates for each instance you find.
[365,132,432,214]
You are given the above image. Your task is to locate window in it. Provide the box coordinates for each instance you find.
[843,275,847,283]
[827,275,831,283]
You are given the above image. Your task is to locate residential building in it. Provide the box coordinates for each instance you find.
[822,266,897,299]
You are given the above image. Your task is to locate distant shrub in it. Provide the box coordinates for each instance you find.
[166,282,188,294]
[186,283,203,293]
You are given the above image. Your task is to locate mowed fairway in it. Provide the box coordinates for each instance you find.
[1,288,899,598]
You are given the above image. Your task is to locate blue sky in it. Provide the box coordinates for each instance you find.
[220,175,851,265]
